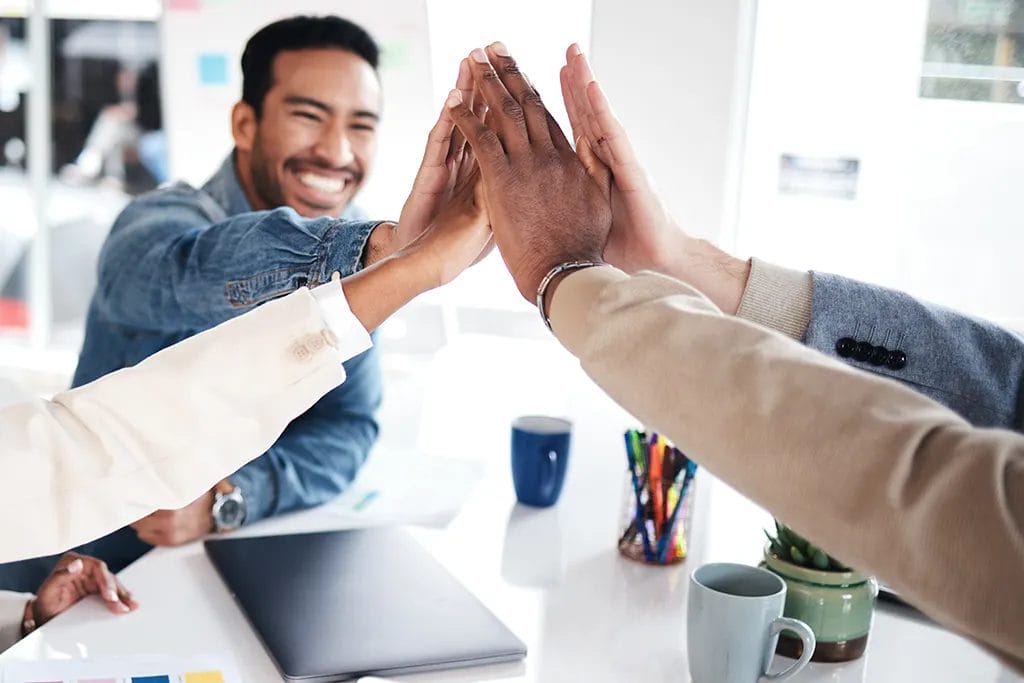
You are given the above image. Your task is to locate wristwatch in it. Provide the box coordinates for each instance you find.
[211,480,246,532]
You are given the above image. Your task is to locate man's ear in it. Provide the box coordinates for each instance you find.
[231,101,257,152]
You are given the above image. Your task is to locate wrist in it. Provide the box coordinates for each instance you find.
[536,258,606,331]
[666,237,750,315]
[392,241,445,293]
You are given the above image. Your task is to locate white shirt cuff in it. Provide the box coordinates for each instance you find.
[309,279,373,363]
[0,591,31,652]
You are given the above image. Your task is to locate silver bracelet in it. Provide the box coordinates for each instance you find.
[536,260,604,331]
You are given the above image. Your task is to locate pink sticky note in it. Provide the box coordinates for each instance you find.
[167,0,201,10]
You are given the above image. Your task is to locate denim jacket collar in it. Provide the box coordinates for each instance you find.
[201,152,253,217]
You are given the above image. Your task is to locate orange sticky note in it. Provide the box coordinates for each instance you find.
[184,673,224,683]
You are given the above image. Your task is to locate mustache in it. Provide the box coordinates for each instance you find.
[284,157,362,182]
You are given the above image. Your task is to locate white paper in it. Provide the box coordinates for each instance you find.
[2,653,240,683]
[323,455,485,529]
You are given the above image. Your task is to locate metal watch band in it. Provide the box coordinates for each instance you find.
[536,261,604,331]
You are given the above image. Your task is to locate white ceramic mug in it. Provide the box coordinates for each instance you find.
[688,562,815,683]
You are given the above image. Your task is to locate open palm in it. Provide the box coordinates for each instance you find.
[559,45,687,274]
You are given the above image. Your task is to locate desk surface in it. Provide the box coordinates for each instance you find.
[1,389,1020,683]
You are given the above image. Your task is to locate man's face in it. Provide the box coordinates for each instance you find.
[234,48,382,218]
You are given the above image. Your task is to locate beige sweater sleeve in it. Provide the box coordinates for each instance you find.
[550,266,1024,670]
[0,288,348,564]
[736,258,813,340]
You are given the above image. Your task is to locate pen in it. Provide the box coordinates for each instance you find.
[624,431,654,561]
[649,435,664,539]
[657,461,698,562]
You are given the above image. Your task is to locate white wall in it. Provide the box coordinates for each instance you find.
[737,0,1024,324]
[590,0,755,243]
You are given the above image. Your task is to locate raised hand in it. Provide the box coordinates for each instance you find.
[560,44,688,276]
[446,43,612,301]
[365,59,489,264]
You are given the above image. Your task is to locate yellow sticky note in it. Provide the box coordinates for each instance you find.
[184,672,224,683]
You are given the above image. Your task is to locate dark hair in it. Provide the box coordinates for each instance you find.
[241,15,380,117]
[136,62,162,132]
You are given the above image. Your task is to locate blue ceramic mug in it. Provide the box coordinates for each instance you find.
[511,416,572,507]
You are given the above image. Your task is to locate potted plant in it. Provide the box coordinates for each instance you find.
[763,521,878,663]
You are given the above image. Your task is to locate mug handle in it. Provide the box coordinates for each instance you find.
[538,441,560,500]
[762,617,815,681]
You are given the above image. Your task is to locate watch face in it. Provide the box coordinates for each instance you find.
[216,497,245,528]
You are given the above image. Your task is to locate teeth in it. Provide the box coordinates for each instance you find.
[297,172,345,193]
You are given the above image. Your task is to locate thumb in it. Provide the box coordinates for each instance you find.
[65,558,84,575]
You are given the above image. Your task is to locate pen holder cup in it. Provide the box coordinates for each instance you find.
[617,469,696,565]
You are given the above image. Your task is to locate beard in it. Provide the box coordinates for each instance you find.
[249,134,288,211]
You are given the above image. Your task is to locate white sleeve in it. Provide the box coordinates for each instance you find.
[0,288,349,563]
[0,592,30,652]
[309,278,373,363]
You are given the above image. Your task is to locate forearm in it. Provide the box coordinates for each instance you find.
[735,259,1024,428]
[0,289,346,563]
[98,201,382,330]
[549,266,1024,665]
[343,244,439,332]
[661,237,751,316]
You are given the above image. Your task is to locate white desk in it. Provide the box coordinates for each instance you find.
[1,390,1020,682]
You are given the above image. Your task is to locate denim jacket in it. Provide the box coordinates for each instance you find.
[72,154,386,524]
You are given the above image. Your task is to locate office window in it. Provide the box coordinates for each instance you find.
[0,6,163,353]
[921,0,1024,103]
[0,17,29,338]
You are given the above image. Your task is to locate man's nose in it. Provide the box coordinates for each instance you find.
[313,121,355,168]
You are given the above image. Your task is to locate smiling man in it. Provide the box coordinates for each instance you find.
[0,16,436,591]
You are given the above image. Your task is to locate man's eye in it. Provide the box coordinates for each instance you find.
[351,124,376,133]
[294,111,321,121]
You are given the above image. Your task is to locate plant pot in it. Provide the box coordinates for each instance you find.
[762,547,878,663]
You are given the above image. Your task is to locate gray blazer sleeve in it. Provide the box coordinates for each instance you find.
[805,272,1024,428]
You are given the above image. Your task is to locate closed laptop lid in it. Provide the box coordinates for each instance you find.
[205,527,526,682]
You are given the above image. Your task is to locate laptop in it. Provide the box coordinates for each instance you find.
[205,527,527,682]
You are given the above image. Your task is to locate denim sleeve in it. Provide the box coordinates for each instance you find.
[228,340,382,522]
[806,271,1024,429]
[94,188,383,332]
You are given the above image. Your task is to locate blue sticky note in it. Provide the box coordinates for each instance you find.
[197,53,228,85]
[132,676,171,683]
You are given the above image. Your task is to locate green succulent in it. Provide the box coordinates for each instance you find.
[764,520,851,572]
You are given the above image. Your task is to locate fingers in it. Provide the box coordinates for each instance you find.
[564,44,598,151]
[467,47,526,152]
[584,78,639,171]
[82,557,135,614]
[414,94,456,188]
[484,42,551,147]
[560,64,585,146]
[447,58,474,168]
[575,134,611,194]
[447,93,507,175]
[115,579,139,612]
[82,557,122,607]
[567,48,615,168]
[545,111,573,153]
